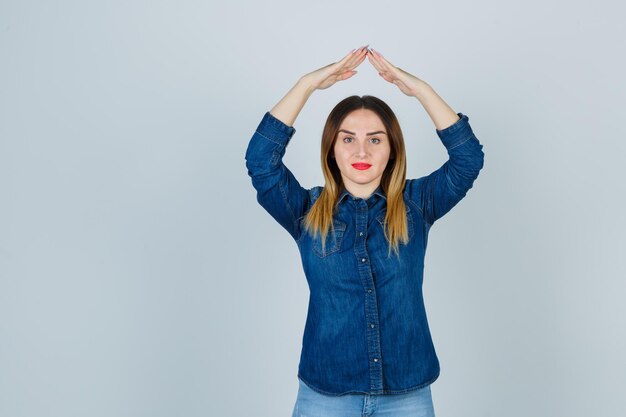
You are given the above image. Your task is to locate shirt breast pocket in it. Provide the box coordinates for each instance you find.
[312,220,347,258]
[376,211,415,241]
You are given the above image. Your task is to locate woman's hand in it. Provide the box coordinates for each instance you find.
[366,48,430,97]
[268,46,368,127]
[301,46,370,91]
[367,48,460,129]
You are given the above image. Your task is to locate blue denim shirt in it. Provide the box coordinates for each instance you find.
[245,110,484,396]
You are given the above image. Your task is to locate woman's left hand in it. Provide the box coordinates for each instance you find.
[366,48,429,97]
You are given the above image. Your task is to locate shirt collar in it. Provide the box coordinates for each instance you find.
[338,184,387,203]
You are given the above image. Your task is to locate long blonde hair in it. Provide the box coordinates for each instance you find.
[303,95,409,258]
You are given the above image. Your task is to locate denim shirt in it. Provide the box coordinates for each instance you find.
[245,110,484,396]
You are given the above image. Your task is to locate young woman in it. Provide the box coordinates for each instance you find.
[245,45,485,417]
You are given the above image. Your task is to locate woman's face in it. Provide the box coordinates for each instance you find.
[333,109,391,198]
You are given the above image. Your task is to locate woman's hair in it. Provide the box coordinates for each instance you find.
[303,95,409,258]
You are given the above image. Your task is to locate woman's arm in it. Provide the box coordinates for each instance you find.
[245,110,308,240]
[413,83,461,131]
[246,47,370,239]
[367,47,460,130]
[268,78,315,127]
[407,112,485,225]
[366,48,485,224]
[270,46,370,126]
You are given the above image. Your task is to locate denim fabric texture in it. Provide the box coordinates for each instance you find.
[245,110,484,396]
[292,377,435,417]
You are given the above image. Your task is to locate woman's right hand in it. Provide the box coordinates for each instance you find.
[301,46,370,91]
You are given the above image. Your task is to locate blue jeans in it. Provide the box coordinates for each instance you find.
[291,378,436,417]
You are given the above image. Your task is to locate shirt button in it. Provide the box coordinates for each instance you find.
[367,289,372,293]
[370,324,375,328]
[373,358,379,362]
[359,232,363,236]
[361,258,366,262]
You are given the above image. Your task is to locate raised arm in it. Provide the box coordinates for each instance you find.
[268,79,315,127]
[245,46,370,239]
[270,45,371,125]
[366,47,485,225]
[367,47,460,130]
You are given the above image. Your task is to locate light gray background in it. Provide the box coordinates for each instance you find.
[1,1,625,416]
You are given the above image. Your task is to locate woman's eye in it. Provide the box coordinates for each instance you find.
[370,138,380,144]
[343,137,353,143]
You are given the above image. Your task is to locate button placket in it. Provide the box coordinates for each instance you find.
[352,199,384,391]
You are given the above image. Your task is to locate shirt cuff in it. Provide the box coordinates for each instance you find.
[435,113,474,150]
[254,111,297,146]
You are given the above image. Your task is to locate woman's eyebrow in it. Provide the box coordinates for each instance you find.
[338,129,387,136]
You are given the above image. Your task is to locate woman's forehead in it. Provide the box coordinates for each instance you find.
[339,109,386,132]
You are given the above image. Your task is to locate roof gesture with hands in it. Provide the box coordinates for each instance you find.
[272,45,460,131]
[302,44,429,97]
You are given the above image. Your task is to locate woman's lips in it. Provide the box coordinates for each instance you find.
[352,163,372,170]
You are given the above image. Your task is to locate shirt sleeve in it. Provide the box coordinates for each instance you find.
[405,112,485,226]
[244,111,310,241]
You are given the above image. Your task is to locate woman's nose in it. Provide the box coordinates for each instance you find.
[356,142,368,157]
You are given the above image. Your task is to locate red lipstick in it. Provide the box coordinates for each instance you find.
[352,163,372,170]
